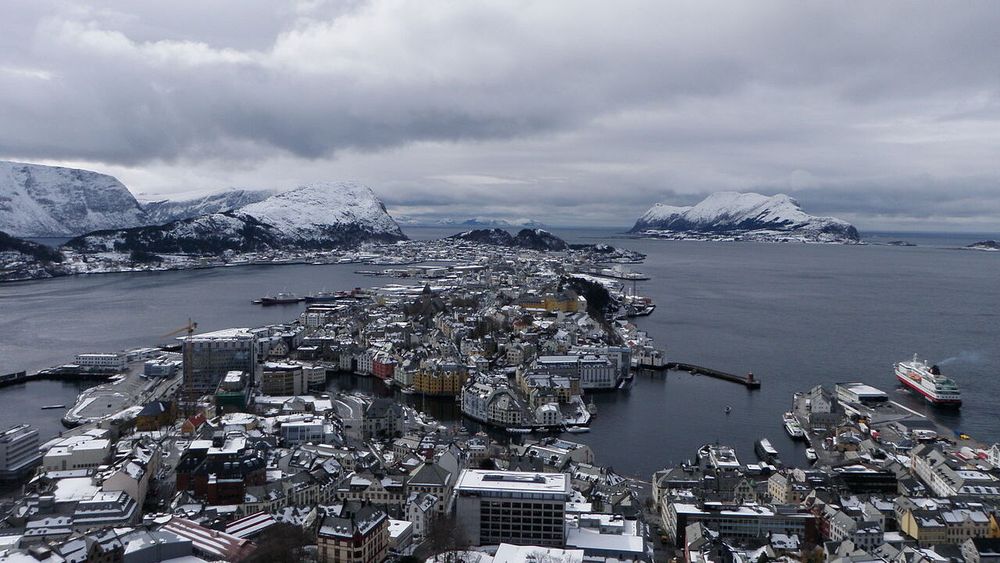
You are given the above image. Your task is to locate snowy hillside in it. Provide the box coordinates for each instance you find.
[238,181,403,241]
[0,230,68,281]
[67,181,405,254]
[630,192,859,242]
[142,189,275,225]
[0,161,148,237]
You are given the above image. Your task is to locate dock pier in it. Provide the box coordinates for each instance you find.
[639,362,761,389]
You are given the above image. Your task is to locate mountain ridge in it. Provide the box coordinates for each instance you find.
[0,160,149,237]
[66,181,406,255]
[141,189,276,225]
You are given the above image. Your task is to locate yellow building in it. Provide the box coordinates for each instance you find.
[519,292,581,313]
[413,368,467,396]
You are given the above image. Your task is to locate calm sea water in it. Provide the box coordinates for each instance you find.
[1,227,998,476]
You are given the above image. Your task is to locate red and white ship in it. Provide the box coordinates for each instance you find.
[894,354,962,407]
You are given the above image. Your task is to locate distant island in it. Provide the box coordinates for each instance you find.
[629,191,860,243]
[966,240,1000,251]
[448,228,568,251]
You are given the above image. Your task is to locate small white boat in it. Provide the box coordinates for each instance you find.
[507,428,532,434]
[400,386,416,395]
[40,404,66,410]
[805,448,818,462]
[564,425,590,433]
[783,412,806,440]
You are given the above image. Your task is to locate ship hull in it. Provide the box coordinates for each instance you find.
[895,372,962,407]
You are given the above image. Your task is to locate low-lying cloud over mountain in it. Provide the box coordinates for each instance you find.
[2,2,1000,230]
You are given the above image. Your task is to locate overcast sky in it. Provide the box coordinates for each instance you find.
[2,1,999,231]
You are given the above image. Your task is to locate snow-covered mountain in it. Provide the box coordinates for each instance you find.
[630,192,859,242]
[0,161,148,237]
[141,189,276,225]
[67,181,406,254]
[238,181,403,242]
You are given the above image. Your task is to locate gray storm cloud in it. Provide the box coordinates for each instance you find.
[1,0,999,229]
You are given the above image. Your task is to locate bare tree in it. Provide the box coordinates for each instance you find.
[420,512,471,563]
[246,524,314,563]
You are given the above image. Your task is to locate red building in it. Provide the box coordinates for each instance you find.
[372,353,397,381]
[175,432,267,505]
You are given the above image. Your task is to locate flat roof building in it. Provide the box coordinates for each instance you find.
[0,425,42,481]
[836,382,889,405]
[182,328,257,396]
[455,470,571,547]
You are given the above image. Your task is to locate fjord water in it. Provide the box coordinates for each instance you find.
[1,228,997,478]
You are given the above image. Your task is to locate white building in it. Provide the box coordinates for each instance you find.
[534,354,618,390]
[73,353,127,372]
[565,513,645,560]
[43,430,112,472]
[405,492,438,538]
[279,416,335,445]
[388,519,413,552]
[0,425,41,480]
[493,543,584,563]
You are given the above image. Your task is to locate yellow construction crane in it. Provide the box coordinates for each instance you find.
[162,318,198,338]
[161,318,199,416]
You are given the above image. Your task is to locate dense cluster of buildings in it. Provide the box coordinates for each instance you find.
[9,235,998,562]
[0,238,659,562]
[654,382,1000,563]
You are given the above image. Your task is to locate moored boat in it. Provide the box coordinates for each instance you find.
[623,295,656,317]
[755,438,781,465]
[805,448,818,462]
[259,292,302,305]
[564,425,590,434]
[783,412,806,440]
